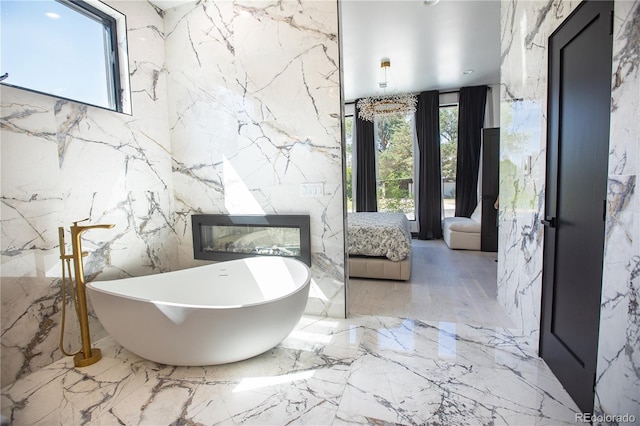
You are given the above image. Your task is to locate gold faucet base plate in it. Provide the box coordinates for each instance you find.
[74,348,102,368]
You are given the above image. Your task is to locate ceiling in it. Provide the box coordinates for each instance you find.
[149,0,501,102]
[341,0,501,102]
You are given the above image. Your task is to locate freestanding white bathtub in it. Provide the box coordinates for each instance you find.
[86,256,311,366]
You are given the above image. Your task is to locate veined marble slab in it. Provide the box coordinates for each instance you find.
[1,315,579,425]
[1,0,345,391]
[595,0,640,420]
[499,0,639,418]
[163,1,345,318]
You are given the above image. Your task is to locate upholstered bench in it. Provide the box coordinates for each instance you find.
[442,203,482,250]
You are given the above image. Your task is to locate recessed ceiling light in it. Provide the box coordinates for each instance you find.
[423,0,440,5]
[45,12,61,19]
[462,69,475,75]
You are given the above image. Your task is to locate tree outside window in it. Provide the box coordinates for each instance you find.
[375,113,415,220]
[440,105,458,218]
[344,116,354,212]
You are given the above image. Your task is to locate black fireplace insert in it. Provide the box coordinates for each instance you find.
[191,214,311,266]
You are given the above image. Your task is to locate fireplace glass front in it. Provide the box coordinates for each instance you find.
[192,214,311,266]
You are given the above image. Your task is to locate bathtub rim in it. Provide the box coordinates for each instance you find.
[86,257,311,310]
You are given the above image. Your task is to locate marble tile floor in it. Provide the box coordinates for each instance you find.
[349,240,514,328]
[1,315,579,425]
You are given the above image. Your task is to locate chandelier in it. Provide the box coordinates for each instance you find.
[356,59,417,122]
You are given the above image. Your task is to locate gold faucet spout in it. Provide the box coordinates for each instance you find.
[71,222,115,234]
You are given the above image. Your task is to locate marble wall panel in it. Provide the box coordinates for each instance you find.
[498,0,581,347]
[1,0,343,388]
[164,1,345,318]
[0,1,174,387]
[500,0,639,417]
[595,1,639,420]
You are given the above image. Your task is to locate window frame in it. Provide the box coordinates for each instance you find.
[0,0,128,114]
[65,0,122,111]
[345,93,462,231]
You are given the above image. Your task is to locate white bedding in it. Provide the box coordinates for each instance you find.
[347,212,412,261]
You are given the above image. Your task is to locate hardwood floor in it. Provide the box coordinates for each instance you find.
[347,239,515,328]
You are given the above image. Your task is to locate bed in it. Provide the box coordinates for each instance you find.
[347,212,412,280]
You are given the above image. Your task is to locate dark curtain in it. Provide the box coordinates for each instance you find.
[455,85,487,217]
[355,100,377,212]
[415,90,442,240]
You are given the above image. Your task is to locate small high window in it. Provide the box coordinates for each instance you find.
[1,0,128,113]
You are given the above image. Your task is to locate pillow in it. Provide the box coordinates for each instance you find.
[470,202,482,223]
[444,217,482,233]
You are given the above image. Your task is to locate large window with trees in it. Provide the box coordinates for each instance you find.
[440,105,458,218]
[375,113,415,220]
[345,100,459,223]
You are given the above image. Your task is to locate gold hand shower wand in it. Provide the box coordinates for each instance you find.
[58,226,81,359]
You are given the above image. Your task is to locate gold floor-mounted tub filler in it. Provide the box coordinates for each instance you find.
[58,218,114,367]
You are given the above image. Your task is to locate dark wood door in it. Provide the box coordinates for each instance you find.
[540,0,613,414]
